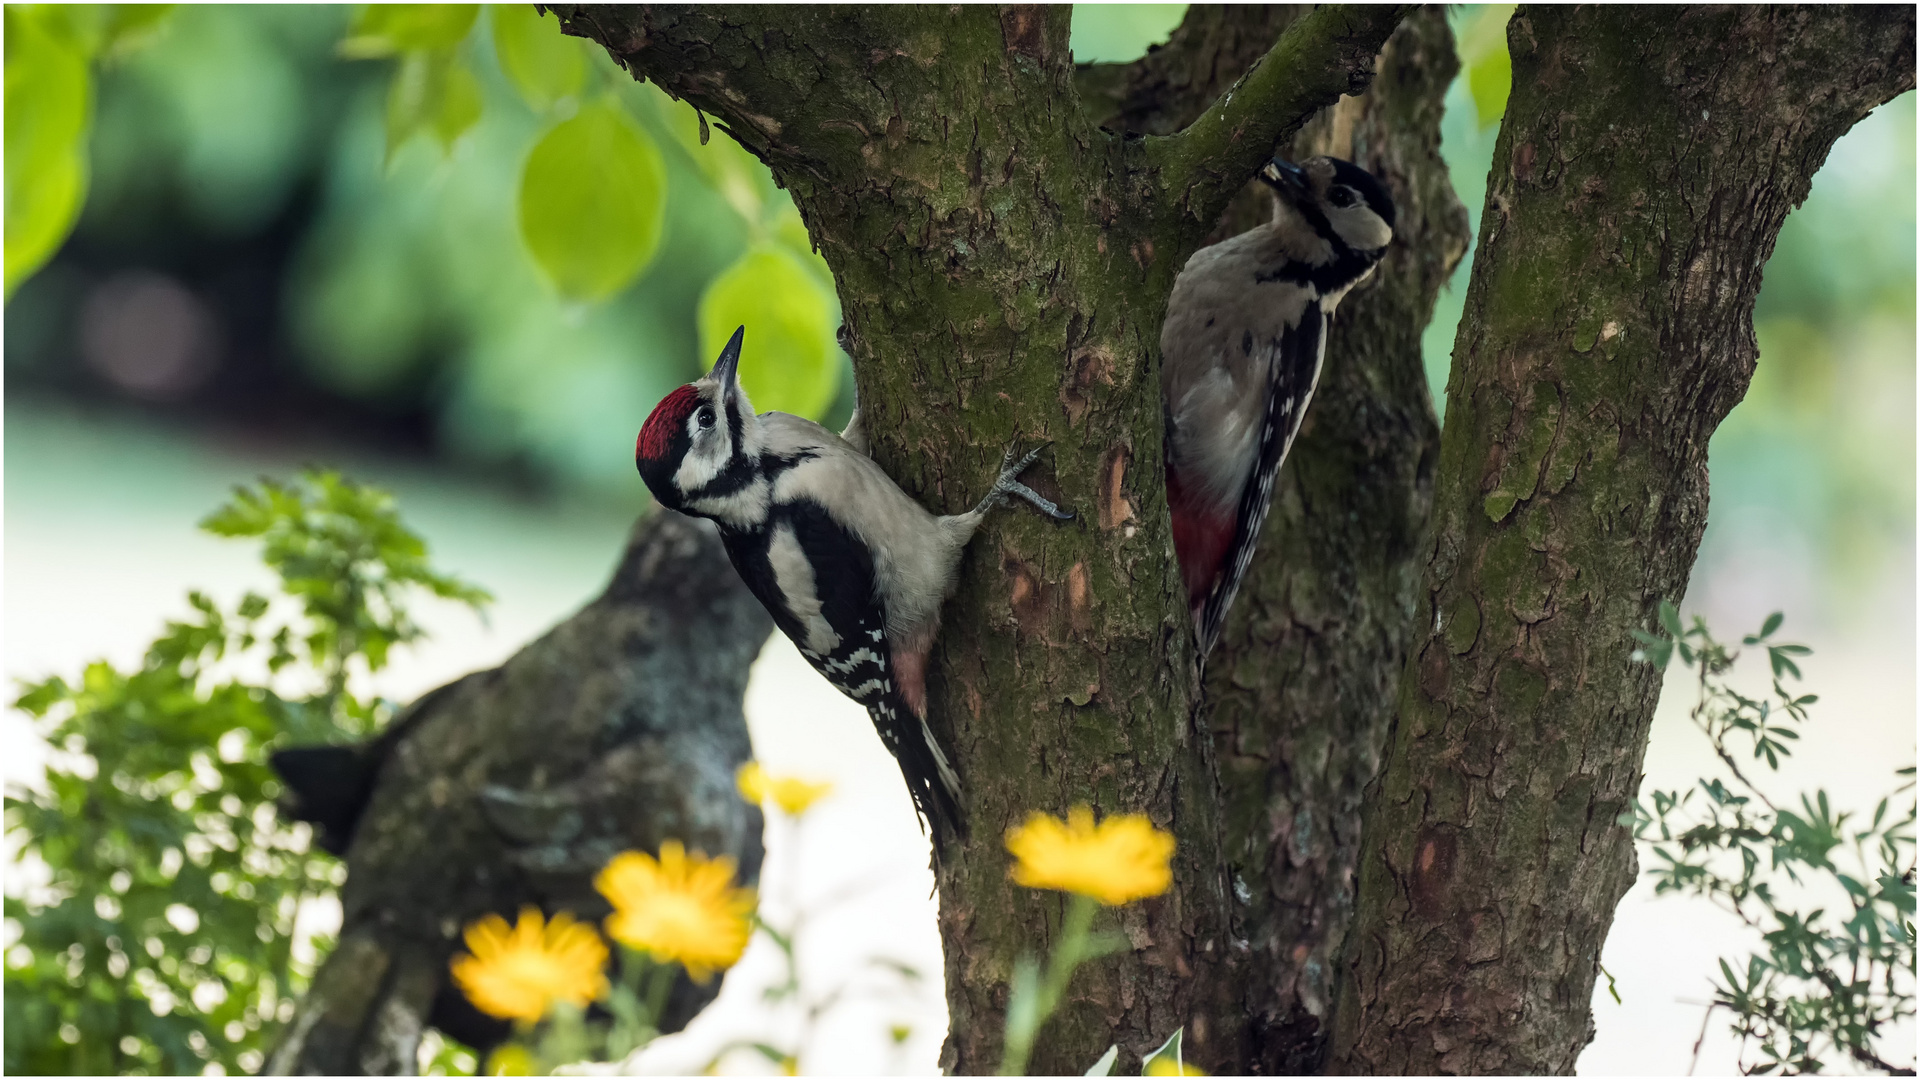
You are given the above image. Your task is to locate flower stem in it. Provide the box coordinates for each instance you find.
[1000,893,1100,1075]
[644,955,676,1028]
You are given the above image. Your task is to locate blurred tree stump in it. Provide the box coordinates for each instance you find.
[264,512,772,1075]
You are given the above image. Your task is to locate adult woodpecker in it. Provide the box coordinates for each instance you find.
[634,328,1073,852]
[1162,155,1397,658]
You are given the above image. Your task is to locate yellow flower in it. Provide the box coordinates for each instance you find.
[736,761,834,815]
[1004,805,1175,906]
[450,907,608,1023]
[1145,1058,1207,1076]
[596,841,756,982]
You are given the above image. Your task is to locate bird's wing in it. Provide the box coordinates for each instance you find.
[1195,304,1328,658]
[764,496,966,848]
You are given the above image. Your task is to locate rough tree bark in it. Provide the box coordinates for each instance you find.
[550,6,1404,1072]
[1326,7,1916,1074]
[537,4,1915,1075]
[1091,7,1471,1073]
[1202,11,1467,1074]
[267,514,769,1075]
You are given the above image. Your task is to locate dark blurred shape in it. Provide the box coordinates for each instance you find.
[78,270,223,400]
[264,511,773,1074]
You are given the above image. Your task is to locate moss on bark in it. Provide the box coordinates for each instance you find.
[1326,7,1915,1074]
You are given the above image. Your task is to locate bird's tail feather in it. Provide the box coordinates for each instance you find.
[868,692,968,856]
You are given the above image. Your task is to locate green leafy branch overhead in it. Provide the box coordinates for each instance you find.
[3,3,173,299]
[336,3,844,419]
[4,3,849,422]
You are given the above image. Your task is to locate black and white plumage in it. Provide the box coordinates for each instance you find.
[635,328,1073,852]
[1162,155,1397,659]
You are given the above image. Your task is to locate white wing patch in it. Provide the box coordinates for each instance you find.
[767,521,841,656]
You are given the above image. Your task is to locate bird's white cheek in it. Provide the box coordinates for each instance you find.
[1333,208,1393,252]
[674,432,725,491]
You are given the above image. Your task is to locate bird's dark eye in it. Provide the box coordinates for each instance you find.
[1329,186,1358,208]
[696,405,716,429]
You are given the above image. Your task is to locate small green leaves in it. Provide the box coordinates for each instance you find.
[698,246,839,419]
[7,470,484,1075]
[339,4,483,160]
[338,3,478,57]
[384,50,483,158]
[491,4,586,113]
[518,100,667,302]
[201,469,490,680]
[4,6,93,300]
[1627,608,1914,1074]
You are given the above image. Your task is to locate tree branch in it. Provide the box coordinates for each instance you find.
[267,513,770,1074]
[1145,4,1408,243]
[1076,6,1310,136]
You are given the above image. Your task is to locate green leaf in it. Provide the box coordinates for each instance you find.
[1467,41,1511,129]
[1140,1026,1184,1076]
[339,3,478,58]
[1657,600,1684,639]
[518,100,668,302]
[1759,611,1784,639]
[490,4,585,112]
[4,6,92,300]
[384,51,482,160]
[1085,1044,1119,1077]
[1002,954,1042,1057]
[433,56,483,147]
[1631,637,1673,671]
[698,246,839,419]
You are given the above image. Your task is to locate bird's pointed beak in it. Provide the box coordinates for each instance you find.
[1258,157,1308,201]
[710,325,745,395]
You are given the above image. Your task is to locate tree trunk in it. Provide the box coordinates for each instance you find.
[1326,7,1915,1074]
[553,5,1404,1072]
[1203,10,1467,1074]
[548,4,1915,1074]
[267,514,770,1074]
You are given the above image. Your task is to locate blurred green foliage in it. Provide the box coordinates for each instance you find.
[2,4,173,298]
[4,471,487,1075]
[1627,606,1915,1074]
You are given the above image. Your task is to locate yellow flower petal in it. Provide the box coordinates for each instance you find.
[596,842,756,981]
[1145,1058,1207,1076]
[450,907,609,1022]
[1004,806,1175,906]
[737,761,834,815]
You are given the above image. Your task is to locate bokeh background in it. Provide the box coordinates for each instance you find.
[5,5,1913,1074]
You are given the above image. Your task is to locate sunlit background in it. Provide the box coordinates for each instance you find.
[5,5,1913,1075]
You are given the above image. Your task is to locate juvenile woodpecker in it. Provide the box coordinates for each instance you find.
[1162,155,1396,658]
[634,328,1073,850]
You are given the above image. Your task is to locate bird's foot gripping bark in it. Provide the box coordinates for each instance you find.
[977,444,1075,520]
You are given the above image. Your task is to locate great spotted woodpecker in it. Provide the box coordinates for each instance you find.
[635,328,1073,851]
[1162,155,1396,658]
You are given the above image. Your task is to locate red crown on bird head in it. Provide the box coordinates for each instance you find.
[636,385,701,465]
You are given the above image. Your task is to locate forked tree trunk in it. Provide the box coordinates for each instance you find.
[551,7,1403,1071]
[534,4,1916,1075]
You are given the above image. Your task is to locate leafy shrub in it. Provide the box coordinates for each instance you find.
[4,470,486,1075]
[1627,605,1915,1075]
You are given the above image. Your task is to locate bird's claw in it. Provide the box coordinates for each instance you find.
[991,442,1075,521]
